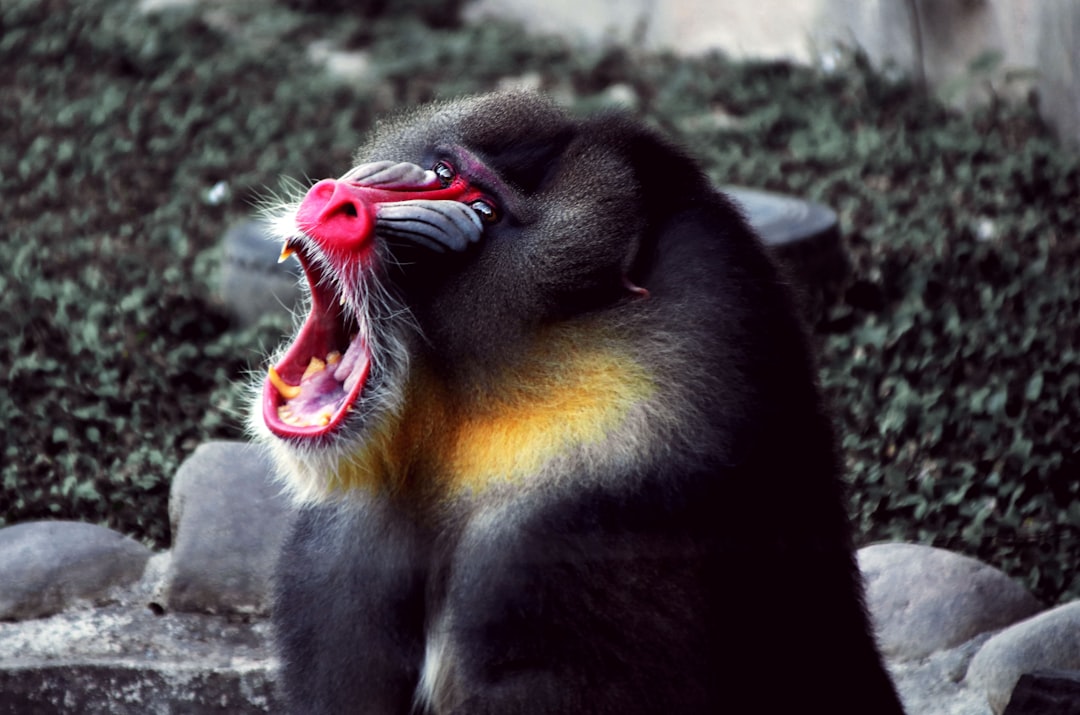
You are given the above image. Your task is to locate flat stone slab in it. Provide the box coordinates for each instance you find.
[0,602,278,714]
[0,660,276,715]
[723,186,838,248]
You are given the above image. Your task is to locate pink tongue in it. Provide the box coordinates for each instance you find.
[336,335,369,396]
[293,363,344,412]
[280,338,370,428]
[334,335,366,382]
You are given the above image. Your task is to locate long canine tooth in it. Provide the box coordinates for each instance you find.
[326,351,342,365]
[278,239,296,263]
[302,356,327,380]
[268,366,301,399]
[339,294,347,307]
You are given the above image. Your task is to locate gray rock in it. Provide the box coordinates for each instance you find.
[724,185,847,321]
[0,602,278,714]
[219,218,303,327]
[859,543,1042,661]
[1002,670,1080,715]
[967,600,1080,714]
[0,521,152,621]
[0,662,276,715]
[161,441,296,616]
[889,632,995,715]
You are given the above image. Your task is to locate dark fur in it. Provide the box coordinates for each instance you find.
[269,92,905,714]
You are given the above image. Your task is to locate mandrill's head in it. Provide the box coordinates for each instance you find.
[252,91,777,505]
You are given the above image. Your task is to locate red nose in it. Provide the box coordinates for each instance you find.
[296,179,377,252]
[296,173,480,254]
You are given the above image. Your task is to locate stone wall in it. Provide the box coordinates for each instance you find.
[464,0,1080,146]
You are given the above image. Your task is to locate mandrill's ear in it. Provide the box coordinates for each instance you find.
[596,119,763,300]
[516,114,740,314]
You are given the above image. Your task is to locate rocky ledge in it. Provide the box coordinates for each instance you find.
[1,441,1077,714]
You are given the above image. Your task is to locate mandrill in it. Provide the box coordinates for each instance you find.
[252,91,906,714]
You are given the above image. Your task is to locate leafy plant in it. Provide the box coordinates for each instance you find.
[2,0,1077,602]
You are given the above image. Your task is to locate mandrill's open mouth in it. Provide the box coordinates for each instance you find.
[261,160,489,441]
[262,244,372,439]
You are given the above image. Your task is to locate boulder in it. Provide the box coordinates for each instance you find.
[218,218,303,327]
[160,441,296,616]
[967,601,1080,714]
[858,543,1041,661]
[0,521,152,621]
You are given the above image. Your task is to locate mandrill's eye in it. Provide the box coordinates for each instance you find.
[469,199,498,225]
[433,161,455,187]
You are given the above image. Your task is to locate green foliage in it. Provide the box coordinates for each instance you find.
[2,0,1077,602]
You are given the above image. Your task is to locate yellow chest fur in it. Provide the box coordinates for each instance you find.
[336,336,654,495]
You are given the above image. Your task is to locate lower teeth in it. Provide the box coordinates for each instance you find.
[272,351,354,428]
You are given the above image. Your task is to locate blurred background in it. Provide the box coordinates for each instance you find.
[467,0,1080,144]
[2,0,1078,604]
